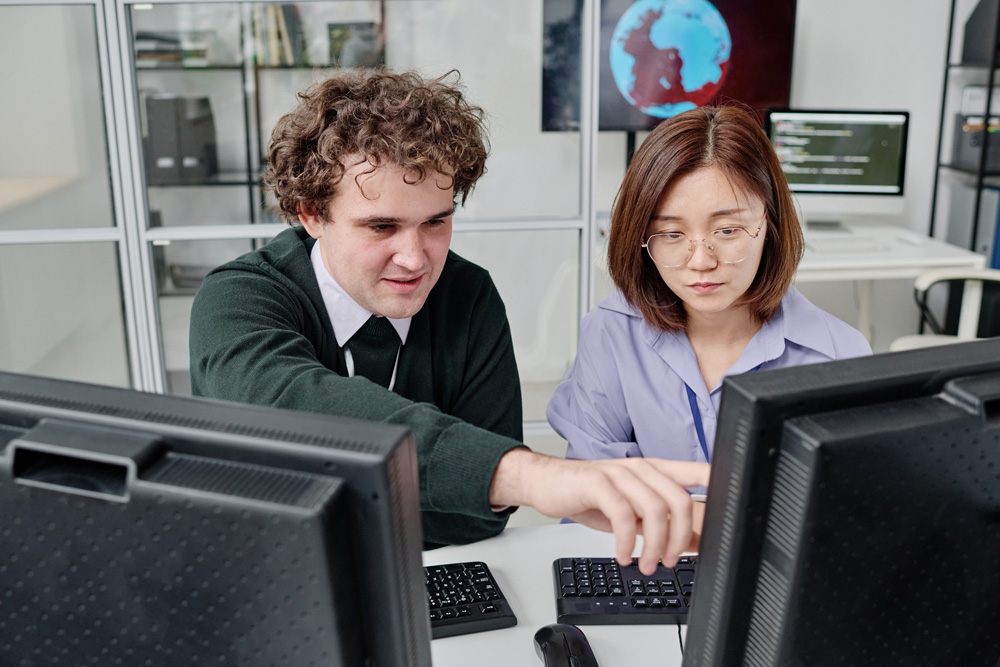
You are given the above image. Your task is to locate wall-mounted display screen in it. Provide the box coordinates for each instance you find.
[542,0,797,132]
[767,109,910,195]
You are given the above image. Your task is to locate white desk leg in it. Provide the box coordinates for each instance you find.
[857,280,874,342]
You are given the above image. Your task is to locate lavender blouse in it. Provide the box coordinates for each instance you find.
[546,287,872,463]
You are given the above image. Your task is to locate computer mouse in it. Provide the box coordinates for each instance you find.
[533,623,599,667]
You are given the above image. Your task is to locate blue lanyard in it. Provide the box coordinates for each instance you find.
[686,364,764,463]
[686,385,712,463]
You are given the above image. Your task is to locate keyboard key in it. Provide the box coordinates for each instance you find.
[553,556,697,626]
[426,561,517,639]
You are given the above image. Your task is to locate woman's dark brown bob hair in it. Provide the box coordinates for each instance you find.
[607,105,803,332]
[265,69,489,223]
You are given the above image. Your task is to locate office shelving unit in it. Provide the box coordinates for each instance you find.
[114,0,592,412]
[124,3,389,390]
[130,4,291,298]
[931,0,1000,252]
[929,0,1000,333]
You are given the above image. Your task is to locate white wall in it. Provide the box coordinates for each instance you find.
[784,0,952,350]
[789,0,950,228]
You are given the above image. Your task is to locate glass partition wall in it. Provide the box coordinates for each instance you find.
[0,0,602,434]
[0,2,134,388]
[118,0,598,428]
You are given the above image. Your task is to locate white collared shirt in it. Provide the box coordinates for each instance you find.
[310,242,411,388]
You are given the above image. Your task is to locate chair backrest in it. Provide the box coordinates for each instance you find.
[889,268,1000,352]
[914,267,1000,338]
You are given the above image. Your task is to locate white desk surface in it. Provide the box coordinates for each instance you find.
[797,224,985,281]
[424,523,687,667]
[794,224,986,342]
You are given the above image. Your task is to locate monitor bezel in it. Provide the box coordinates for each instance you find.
[765,107,910,196]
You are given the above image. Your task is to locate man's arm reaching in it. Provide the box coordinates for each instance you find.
[489,448,710,575]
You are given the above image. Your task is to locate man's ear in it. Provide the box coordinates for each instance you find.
[297,203,324,239]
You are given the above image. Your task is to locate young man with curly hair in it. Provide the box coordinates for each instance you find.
[189,69,707,572]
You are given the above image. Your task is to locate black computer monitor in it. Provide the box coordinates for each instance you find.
[684,339,1000,667]
[766,109,909,195]
[0,371,430,666]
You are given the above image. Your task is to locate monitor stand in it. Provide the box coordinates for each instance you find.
[804,219,848,232]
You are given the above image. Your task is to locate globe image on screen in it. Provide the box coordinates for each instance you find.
[609,0,731,118]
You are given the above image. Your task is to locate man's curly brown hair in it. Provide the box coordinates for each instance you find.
[265,68,489,224]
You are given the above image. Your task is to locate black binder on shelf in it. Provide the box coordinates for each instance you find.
[144,95,218,185]
[962,0,1000,66]
[178,97,218,182]
[951,114,1000,173]
[145,96,181,184]
[946,183,1000,263]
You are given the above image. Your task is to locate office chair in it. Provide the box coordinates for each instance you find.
[889,267,1000,352]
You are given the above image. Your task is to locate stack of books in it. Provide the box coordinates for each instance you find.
[134,31,210,68]
[252,4,308,66]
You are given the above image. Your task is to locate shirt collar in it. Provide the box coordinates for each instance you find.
[644,287,839,394]
[310,242,411,347]
[775,287,839,359]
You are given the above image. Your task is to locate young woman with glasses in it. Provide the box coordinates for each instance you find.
[547,106,871,469]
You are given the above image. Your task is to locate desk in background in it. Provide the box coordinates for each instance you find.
[795,223,986,341]
[425,523,687,667]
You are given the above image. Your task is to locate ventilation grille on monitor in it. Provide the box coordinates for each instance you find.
[742,443,815,667]
[698,407,752,666]
[387,447,425,662]
[145,454,340,509]
[0,387,391,455]
[763,452,812,561]
[742,559,792,667]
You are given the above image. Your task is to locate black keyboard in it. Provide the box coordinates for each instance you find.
[425,561,518,639]
[552,556,697,625]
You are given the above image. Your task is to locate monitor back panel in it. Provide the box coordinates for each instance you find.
[744,373,1000,666]
[0,371,430,667]
[0,420,360,665]
[684,339,1000,667]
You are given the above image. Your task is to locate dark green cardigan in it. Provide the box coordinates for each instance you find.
[189,226,524,547]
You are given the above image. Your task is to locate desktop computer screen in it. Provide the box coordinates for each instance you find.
[683,339,1000,667]
[767,109,909,196]
[0,371,430,666]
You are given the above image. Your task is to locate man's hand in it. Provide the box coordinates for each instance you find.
[490,449,710,575]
